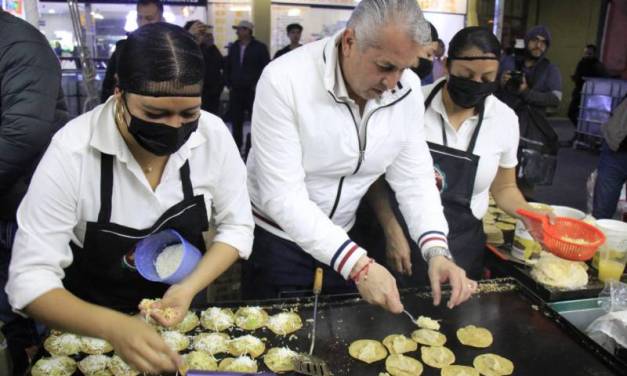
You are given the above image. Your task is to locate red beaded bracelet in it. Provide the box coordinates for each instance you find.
[351,258,374,284]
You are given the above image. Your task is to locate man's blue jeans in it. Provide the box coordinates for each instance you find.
[593,142,627,219]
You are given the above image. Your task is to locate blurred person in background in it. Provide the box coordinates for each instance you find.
[496,25,562,200]
[594,96,627,219]
[100,0,164,103]
[565,44,607,146]
[184,20,225,116]
[498,25,562,114]
[54,41,62,58]
[412,22,439,85]
[274,23,304,59]
[225,20,270,153]
[432,39,446,81]
[0,8,68,375]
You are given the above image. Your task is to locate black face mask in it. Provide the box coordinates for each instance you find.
[447,75,499,109]
[412,58,433,80]
[123,100,199,156]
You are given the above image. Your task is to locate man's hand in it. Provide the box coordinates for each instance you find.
[500,70,512,87]
[428,256,477,309]
[384,224,412,276]
[352,256,404,313]
[104,314,182,374]
[519,75,529,92]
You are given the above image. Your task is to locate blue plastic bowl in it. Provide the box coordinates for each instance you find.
[135,229,202,284]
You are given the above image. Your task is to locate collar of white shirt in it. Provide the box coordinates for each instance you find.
[89,97,207,171]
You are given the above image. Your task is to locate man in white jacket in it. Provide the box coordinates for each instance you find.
[244,0,477,312]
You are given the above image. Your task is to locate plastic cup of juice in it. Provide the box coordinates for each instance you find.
[598,245,627,283]
[593,219,627,270]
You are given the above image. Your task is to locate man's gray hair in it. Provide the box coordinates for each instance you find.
[347,0,432,50]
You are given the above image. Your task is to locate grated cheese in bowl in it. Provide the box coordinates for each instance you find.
[155,243,185,278]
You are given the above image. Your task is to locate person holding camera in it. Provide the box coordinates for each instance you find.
[498,25,562,114]
[496,25,561,200]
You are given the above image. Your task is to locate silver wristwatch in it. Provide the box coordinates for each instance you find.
[424,246,454,262]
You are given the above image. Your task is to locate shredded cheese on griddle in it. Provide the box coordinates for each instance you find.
[232,355,256,368]
[194,333,228,354]
[202,307,234,329]
[359,342,377,359]
[416,316,440,330]
[79,355,110,373]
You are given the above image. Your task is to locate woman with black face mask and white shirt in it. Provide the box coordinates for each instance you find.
[6,23,253,374]
[369,27,545,283]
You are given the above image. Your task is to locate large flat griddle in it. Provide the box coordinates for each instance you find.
[31,279,624,375]
[265,279,622,376]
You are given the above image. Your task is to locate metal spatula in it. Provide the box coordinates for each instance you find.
[293,267,333,376]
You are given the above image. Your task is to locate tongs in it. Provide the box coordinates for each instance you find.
[293,267,333,376]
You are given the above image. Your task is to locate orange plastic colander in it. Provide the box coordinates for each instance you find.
[516,209,606,261]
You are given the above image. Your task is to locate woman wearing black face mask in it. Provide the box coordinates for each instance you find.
[5,23,253,374]
[368,27,545,283]
[412,22,438,84]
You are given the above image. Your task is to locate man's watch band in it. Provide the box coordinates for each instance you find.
[424,246,454,262]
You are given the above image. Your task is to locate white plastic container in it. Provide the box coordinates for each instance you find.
[551,206,586,220]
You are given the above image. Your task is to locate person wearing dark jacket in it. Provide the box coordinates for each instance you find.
[594,96,627,219]
[225,20,270,151]
[184,20,225,116]
[100,0,163,103]
[567,45,608,127]
[498,25,562,114]
[0,8,68,375]
[496,25,562,199]
[274,23,303,59]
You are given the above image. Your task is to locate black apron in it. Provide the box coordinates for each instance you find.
[423,80,486,279]
[64,153,209,311]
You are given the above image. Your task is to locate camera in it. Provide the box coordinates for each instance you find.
[507,70,524,91]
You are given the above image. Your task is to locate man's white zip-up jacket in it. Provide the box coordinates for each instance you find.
[247,30,449,280]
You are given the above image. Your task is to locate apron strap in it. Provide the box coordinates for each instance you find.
[180,161,194,200]
[97,154,195,223]
[466,103,485,154]
[424,79,447,109]
[98,153,114,223]
[424,80,449,146]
